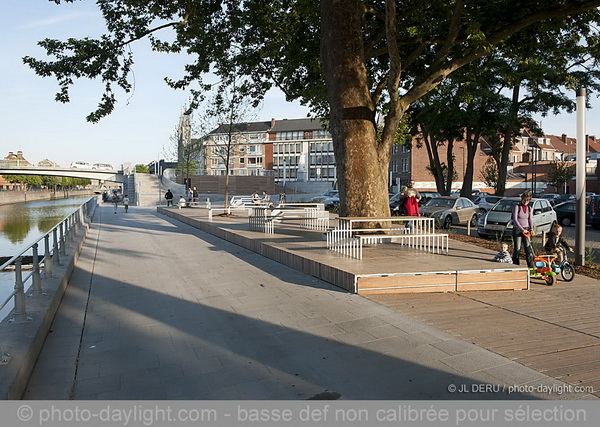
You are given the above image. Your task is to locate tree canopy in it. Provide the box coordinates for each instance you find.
[25,0,600,216]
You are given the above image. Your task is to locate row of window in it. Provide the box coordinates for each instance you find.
[210,145,262,155]
[274,130,332,141]
[210,157,263,167]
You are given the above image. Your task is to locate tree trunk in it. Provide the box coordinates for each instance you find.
[445,139,455,195]
[461,128,480,196]
[497,84,521,196]
[321,0,391,217]
[423,132,446,194]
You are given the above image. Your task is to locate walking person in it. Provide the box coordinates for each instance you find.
[511,192,534,267]
[187,187,194,203]
[123,194,129,213]
[111,190,120,214]
[165,189,174,207]
[192,187,199,204]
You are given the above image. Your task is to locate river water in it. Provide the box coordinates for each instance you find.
[0,197,92,319]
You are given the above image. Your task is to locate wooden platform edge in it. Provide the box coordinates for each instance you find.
[158,208,530,296]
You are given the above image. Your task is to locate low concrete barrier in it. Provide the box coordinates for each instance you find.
[0,204,96,399]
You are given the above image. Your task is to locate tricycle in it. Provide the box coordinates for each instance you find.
[529,246,575,286]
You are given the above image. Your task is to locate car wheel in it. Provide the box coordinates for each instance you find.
[561,217,572,227]
[443,215,452,229]
[470,214,478,227]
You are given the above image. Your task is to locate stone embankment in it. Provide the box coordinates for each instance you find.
[0,189,96,206]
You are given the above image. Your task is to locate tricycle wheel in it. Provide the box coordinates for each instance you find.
[561,264,575,282]
[544,274,556,286]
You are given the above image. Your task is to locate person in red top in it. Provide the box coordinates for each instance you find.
[400,180,422,216]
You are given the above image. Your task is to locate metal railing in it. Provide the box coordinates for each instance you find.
[0,197,97,325]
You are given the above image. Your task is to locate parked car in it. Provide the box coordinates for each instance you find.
[309,189,338,203]
[477,197,557,239]
[540,193,562,205]
[420,196,478,229]
[389,190,441,214]
[323,194,340,210]
[554,201,577,226]
[92,163,114,171]
[471,195,503,213]
[419,191,442,206]
[70,161,91,169]
[389,191,404,214]
[586,195,600,229]
[559,194,575,203]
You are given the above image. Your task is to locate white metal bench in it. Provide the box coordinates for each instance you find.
[249,205,329,233]
[326,217,448,260]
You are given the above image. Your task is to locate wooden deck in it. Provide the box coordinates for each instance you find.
[368,282,600,398]
[159,207,529,294]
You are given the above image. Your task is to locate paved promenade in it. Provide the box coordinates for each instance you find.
[23,205,596,400]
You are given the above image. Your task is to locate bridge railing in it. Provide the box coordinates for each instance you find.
[0,197,97,334]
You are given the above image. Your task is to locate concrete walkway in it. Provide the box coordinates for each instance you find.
[23,205,595,399]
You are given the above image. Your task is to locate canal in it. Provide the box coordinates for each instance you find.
[0,197,93,319]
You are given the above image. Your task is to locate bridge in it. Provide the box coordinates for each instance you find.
[0,163,126,183]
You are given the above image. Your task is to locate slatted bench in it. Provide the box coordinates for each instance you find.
[327,216,448,260]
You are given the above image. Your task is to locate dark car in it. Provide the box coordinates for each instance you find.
[554,201,577,226]
[587,195,600,229]
[540,193,562,205]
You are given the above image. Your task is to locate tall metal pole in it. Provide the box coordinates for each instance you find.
[575,88,586,266]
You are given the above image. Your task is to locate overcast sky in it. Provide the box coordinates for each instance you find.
[1,1,597,168]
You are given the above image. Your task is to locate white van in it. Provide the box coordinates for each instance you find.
[92,163,114,171]
[70,161,91,169]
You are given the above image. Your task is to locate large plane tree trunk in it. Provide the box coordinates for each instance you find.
[320,0,394,218]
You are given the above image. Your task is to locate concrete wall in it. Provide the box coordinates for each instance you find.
[177,175,275,195]
[0,189,95,206]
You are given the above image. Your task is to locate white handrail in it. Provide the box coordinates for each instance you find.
[0,197,97,321]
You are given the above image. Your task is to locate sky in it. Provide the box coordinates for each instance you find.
[1,1,598,169]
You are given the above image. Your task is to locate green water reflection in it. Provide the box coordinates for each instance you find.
[0,197,91,256]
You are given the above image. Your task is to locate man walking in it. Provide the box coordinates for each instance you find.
[165,189,174,206]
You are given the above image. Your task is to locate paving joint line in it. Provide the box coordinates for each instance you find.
[69,206,102,400]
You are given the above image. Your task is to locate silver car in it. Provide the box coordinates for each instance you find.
[420,196,478,229]
[472,195,503,213]
[309,190,338,203]
[477,197,557,239]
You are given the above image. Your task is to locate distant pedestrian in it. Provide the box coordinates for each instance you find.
[123,194,130,213]
[111,190,119,214]
[165,189,174,206]
[192,187,199,204]
[178,195,186,209]
[187,187,193,203]
[492,242,513,263]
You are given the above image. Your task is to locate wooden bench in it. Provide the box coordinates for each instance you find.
[326,216,448,260]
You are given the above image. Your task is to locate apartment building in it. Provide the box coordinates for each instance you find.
[204,121,272,176]
[201,118,335,183]
[270,118,335,183]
